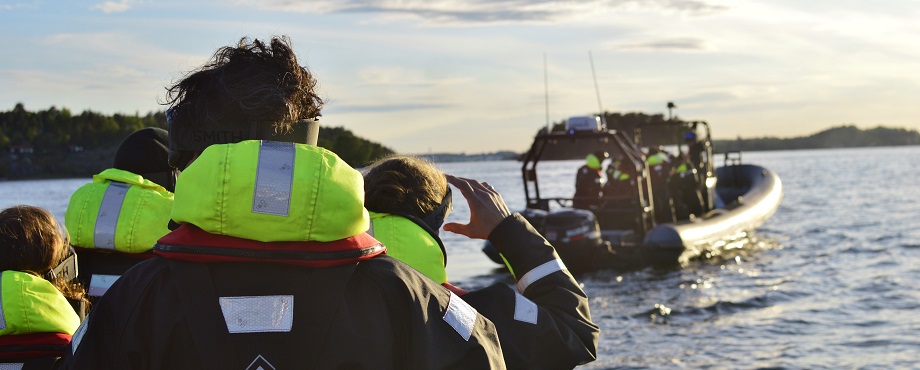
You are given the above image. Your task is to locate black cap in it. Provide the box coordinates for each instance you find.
[114,127,176,192]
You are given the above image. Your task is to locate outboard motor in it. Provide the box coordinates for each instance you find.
[482,208,548,265]
[484,208,611,274]
[541,209,600,246]
[543,209,611,274]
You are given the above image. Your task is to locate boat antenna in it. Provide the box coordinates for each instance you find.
[589,51,603,114]
[544,52,550,134]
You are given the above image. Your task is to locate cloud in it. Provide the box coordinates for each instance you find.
[326,103,452,113]
[617,37,708,51]
[94,0,132,14]
[234,0,728,24]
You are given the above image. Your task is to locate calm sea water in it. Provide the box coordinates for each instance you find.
[2,146,919,369]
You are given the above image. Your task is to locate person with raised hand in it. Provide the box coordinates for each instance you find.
[364,156,599,369]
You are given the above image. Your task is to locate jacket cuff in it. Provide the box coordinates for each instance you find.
[488,213,564,288]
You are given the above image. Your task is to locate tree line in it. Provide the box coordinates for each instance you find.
[1,103,394,179]
[531,111,920,160]
[712,125,920,152]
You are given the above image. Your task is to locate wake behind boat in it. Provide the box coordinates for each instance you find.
[484,115,783,274]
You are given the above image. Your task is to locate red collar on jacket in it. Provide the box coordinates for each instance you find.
[154,224,386,268]
[0,333,72,360]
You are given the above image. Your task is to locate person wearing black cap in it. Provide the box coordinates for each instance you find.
[61,36,505,369]
[64,127,176,303]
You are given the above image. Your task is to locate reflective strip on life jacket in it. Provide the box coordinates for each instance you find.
[94,182,130,250]
[516,259,567,293]
[0,280,6,331]
[252,141,296,216]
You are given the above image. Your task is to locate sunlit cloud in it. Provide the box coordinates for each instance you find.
[617,37,709,51]
[234,0,728,23]
[94,0,132,14]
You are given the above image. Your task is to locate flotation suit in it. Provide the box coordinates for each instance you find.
[0,271,79,366]
[368,212,447,284]
[65,168,173,298]
[63,140,505,369]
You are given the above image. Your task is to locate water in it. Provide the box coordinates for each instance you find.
[2,146,919,368]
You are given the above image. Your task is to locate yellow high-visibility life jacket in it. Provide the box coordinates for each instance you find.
[0,271,79,336]
[368,212,447,284]
[65,168,173,253]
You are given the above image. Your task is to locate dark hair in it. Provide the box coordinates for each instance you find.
[363,156,448,219]
[0,205,66,274]
[164,36,323,135]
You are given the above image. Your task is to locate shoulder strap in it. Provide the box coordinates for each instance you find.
[167,260,238,369]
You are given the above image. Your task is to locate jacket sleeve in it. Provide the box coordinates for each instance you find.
[462,213,599,369]
[377,258,507,370]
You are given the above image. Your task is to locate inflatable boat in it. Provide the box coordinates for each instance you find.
[484,119,783,274]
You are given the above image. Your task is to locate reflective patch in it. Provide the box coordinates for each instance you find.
[71,313,90,354]
[516,259,567,293]
[443,292,477,341]
[88,274,121,297]
[252,141,295,216]
[367,220,375,237]
[219,295,294,333]
[94,182,130,250]
[0,278,6,330]
[0,363,24,370]
[513,291,538,325]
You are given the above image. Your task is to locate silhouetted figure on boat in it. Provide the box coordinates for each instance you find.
[573,151,607,210]
[669,153,705,220]
[647,146,675,223]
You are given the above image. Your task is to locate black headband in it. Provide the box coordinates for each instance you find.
[166,108,320,169]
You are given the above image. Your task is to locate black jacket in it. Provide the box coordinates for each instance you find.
[462,214,599,369]
[61,254,505,369]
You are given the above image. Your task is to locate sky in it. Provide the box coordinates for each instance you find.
[2,0,919,154]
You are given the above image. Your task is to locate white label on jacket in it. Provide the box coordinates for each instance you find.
[88,274,121,297]
[0,363,24,370]
[219,295,294,333]
[252,141,295,216]
[94,182,130,250]
[443,292,477,341]
[516,259,567,293]
[513,291,539,325]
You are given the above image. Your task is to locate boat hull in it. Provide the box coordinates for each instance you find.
[484,164,783,272]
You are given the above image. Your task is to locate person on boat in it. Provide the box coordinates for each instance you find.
[646,146,675,223]
[61,36,505,369]
[0,205,83,369]
[573,150,608,209]
[363,155,599,369]
[684,131,706,170]
[604,154,637,197]
[64,127,175,302]
[669,153,705,220]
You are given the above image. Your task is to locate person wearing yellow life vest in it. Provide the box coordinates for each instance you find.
[0,206,82,369]
[65,127,175,301]
[364,156,599,369]
[573,150,608,210]
[61,36,505,369]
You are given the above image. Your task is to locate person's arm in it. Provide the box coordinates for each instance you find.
[444,176,599,369]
